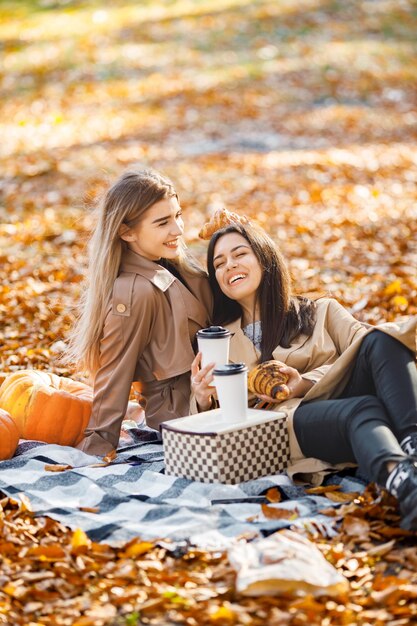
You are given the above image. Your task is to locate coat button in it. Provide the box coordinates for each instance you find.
[116,303,126,313]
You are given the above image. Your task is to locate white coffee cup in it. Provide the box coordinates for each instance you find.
[213,363,248,422]
[196,326,231,371]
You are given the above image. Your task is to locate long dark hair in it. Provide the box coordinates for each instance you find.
[207,223,316,363]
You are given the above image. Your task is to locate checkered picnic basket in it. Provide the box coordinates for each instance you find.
[162,416,289,484]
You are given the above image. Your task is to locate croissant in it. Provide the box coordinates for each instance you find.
[248,360,290,401]
[198,208,249,240]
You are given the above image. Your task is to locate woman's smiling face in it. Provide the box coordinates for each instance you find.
[212,232,263,307]
[120,196,184,261]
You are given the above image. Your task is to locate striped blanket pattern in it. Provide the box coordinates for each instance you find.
[0,426,365,549]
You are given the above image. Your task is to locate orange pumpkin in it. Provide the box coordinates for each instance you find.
[0,408,20,460]
[0,370,93,446]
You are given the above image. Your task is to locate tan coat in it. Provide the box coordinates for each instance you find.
[226,298,417,483]
[77,248,212,455]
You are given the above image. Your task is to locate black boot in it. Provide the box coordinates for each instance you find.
[400,433,417,457]
[386,459,417,531]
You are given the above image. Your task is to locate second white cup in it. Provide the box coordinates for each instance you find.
[213,362,248,422]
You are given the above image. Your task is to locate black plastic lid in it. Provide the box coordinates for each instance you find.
[196,326,231,339]
[213,363,248,376]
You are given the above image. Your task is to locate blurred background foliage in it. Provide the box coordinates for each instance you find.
[0,0,416,378]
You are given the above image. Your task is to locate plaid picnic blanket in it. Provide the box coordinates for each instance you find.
[0,425,366,549]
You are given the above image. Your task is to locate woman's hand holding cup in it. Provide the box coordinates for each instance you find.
[191,352,217,411]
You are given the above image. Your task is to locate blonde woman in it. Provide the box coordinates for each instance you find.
[69,168,212,456]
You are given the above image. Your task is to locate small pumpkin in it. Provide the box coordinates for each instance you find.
[0,370,93,446]
[0,408,20,460]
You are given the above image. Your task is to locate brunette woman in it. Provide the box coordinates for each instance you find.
[191,221,417,530]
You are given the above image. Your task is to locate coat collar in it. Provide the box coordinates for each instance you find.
[227,315,310,367]
[228,317,260,368]
[120,248,176,292]
[120,247,209,327]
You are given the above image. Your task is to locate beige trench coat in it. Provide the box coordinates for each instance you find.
[77,248,212,456]
[226,298,417,483]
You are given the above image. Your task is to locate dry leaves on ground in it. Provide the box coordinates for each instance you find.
[1,485,417,625]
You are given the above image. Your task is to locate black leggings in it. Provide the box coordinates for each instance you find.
[293,331,417,484]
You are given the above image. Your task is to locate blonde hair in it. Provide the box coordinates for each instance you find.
[66,167,202,374]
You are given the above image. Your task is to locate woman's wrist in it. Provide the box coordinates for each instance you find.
[197,400,210,412]
[197,395,216,412]
[294,377,315,397]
